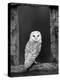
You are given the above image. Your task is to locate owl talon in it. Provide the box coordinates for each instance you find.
[34,61,38,64]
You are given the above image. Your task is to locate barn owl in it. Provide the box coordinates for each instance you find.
[24,31,42,69]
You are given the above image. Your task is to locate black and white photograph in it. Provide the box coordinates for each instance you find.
[8,3,58,77]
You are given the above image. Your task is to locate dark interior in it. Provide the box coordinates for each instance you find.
[18,5,51,64]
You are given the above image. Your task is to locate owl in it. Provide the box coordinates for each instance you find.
[24,31,42,69]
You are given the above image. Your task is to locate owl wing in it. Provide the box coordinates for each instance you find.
[24,41,37,68]
[25,41,36,60]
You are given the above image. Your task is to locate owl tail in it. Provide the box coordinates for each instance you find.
[24,59,35,71]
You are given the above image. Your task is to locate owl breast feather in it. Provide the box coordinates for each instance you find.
[24,41,41,69]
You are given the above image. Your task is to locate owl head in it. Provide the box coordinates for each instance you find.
[29,31,42,43]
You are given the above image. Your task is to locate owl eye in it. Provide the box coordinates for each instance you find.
[37,35,39,37]
[33,35,35,37]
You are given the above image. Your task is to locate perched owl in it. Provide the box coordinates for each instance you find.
[24,31,42,69]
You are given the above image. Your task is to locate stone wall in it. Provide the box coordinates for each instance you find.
[50,8,58,62]
[10,8,19,65]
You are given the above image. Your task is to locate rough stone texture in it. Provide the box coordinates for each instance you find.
[11,63,58,74]
[10,8,19,65]
[29,63,58,71]
[50,9,58,62]
[11,65,24,72]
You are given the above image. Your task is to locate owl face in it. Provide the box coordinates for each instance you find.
[29,31,42,43]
